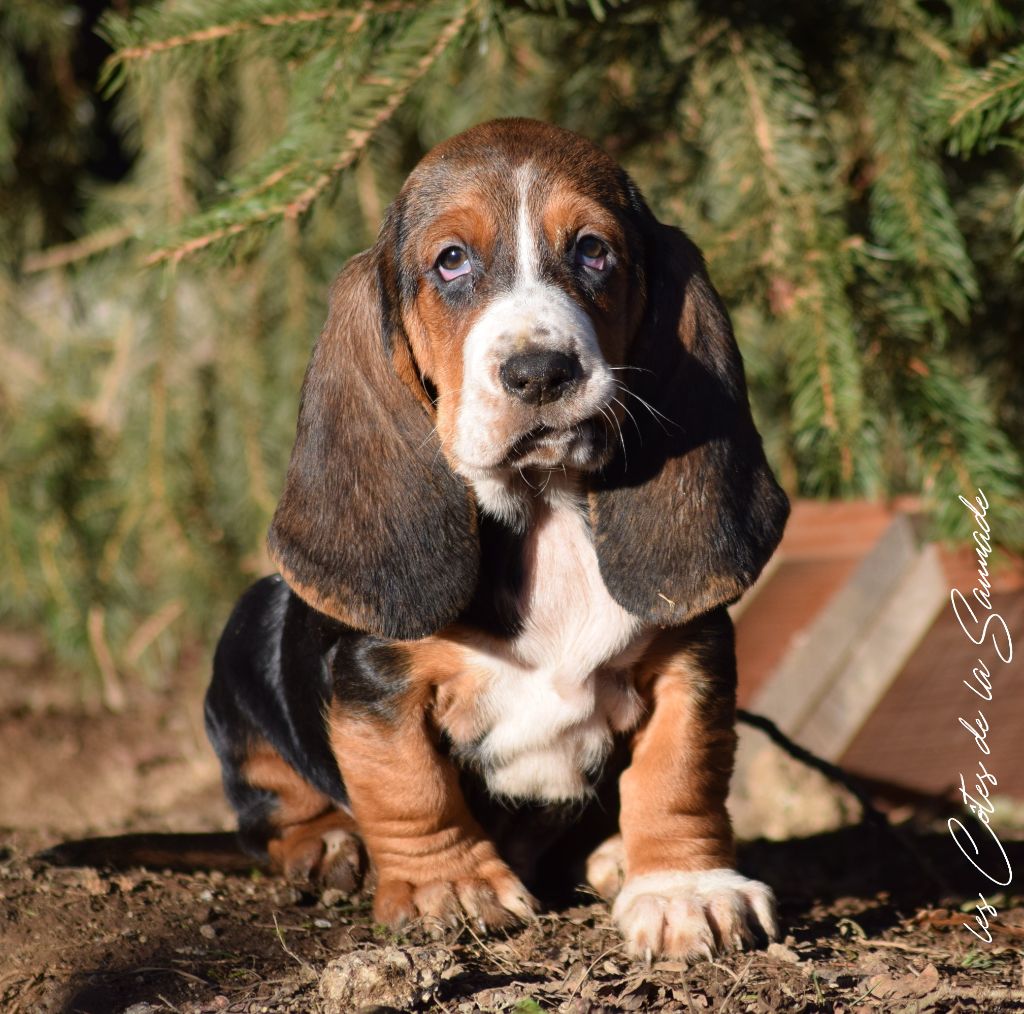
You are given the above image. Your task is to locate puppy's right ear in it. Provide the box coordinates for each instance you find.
[267,247,479,640]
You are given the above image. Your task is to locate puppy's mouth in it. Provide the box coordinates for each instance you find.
[501,416,609,470]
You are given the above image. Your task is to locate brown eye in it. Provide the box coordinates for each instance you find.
[437,246,470,280]
[576,236,607,270]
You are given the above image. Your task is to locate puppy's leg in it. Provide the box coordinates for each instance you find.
[226,738,366,893]
[206,577,364,892]
[613,612,777,962]
[238,739,365,892]
[328,695,537,932]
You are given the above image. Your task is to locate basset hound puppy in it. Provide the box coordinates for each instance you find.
[205,118,790,961]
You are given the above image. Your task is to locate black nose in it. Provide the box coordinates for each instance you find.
[499,349,581,406]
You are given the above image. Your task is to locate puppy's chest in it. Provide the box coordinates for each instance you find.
[436,504,648,802]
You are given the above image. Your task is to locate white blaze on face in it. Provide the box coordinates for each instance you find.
[516,162,540,286]
[453,163,615,496]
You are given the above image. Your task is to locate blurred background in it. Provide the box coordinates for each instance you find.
[2,0,1023,705]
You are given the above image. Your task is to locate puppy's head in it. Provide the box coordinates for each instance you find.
[269,119,788,639]
[384,120,647,509]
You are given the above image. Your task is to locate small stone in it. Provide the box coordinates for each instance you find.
[273,885,303,906]
[78,869,107,896]
[112,873,141,893]
[314,918,332,929]
[652,960,687,973]
[199,924,217,940]
[766,942,800,964]
[319,945,454,1013]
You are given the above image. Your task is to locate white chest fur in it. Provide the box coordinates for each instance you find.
[457,498,647,802]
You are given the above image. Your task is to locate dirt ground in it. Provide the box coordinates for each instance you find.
[2,632,1023,1014]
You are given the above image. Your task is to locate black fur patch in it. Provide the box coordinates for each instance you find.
[456,512,527,638]
[590,221,789,625]
[205,576,349,853]
[267,251,479,640]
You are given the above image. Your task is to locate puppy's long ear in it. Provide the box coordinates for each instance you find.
[590,223,789,626]
[268,248,478,640]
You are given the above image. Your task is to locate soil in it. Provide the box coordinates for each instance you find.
[1,633,1023,1013]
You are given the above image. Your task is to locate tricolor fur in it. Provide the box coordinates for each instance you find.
[206,119,789,962]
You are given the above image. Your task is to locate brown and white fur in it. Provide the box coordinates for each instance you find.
[205,118,790,962]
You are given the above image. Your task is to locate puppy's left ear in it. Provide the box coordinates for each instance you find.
[590,223,789,625]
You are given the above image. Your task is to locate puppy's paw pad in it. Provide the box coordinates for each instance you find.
[612,869,777,963]
[586,834,626,901]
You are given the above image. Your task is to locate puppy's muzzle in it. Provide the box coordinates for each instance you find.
[499,348,582,406]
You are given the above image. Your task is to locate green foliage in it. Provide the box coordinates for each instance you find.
[943,41,1024,156]
[2,0,1024,688]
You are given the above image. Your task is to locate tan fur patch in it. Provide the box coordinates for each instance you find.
[619,623,737,878]
[242,738,335,830]
[242,738,361,884]
[394,500,647,805]
[327,695,497,886]
[327,693,537,927]
[538,180,640,366]
[400,194,504,458]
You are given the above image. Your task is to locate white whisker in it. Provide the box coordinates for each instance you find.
[611,396,642,444]
[597,403,627,468]
[615,380,678,435]
[608,365,655,376]
[416,424,439,452]
[518,466,539,492]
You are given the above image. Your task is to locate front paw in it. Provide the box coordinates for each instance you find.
[373,855,538,933]
[612,869,777,962]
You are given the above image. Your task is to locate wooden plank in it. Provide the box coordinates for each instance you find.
[734,557,862,705]
[793,544,947,760]
[840,588,1024,799]
[778,500,895,560]
[749,514,922,735]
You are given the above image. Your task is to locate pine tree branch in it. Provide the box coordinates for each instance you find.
[866,66,978,333]
[948,51,1024,127]
[144,1,477,266]
[887,0,956,65]
[715,31,865,489]
[114,9,355,63]
[727,32,786,266]
[1014,181,1024,258]
[22,223,138,273]
[943,42,1024,153]
[948,0,1016,46]
[103,1,421,68]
